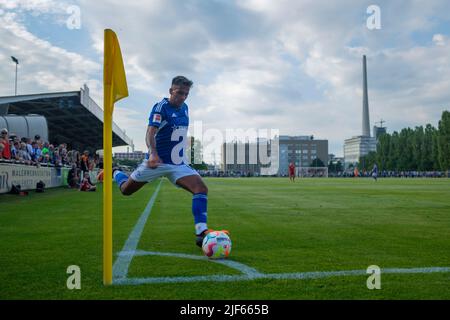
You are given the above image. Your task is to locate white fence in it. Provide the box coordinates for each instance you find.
[0,163,97,194]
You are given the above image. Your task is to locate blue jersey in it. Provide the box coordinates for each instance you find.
[372,164,378,174]
[148,98,189,165]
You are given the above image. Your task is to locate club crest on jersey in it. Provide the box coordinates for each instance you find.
[153,113,162,124]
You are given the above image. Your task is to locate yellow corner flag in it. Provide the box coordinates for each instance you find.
[103,29,128,285]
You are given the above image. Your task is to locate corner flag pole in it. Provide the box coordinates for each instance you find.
[103,29,128,285]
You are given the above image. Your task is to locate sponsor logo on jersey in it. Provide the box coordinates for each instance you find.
[153,113,162,124]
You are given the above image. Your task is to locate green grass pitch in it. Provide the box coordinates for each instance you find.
[1,177,449,299]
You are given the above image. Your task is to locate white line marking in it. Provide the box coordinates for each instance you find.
[114,265,450,285]
[113,180,162,280]
[112,179,450,286]
[119,250,263,277]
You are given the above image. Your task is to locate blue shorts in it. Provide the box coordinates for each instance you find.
[130,161,199,185]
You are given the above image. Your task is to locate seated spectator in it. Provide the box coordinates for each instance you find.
[67,164,79,188]
[80,172,96,192]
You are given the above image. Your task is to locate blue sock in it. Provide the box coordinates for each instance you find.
[192,193,208,235]
[113,170,128,188]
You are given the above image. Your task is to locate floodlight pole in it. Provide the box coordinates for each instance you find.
[11,56,19,96]
[15,63,18,95]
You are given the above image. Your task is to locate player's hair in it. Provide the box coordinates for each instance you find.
[172,76,193,87]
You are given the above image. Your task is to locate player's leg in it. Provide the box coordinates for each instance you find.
[176,174,208,194]
[113,160,165,196]
[113,169,146,195]
[168,165,216,247]
[169,165,230,247]
[119,178,147,195]
[176,174,210,245]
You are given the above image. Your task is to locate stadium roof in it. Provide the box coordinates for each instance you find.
[0,85,133,151]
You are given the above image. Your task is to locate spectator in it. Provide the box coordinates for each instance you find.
[59,143,68,164]
[30,141,42,162]
[53,149,62,166]
[88,155,95,171]
[80,150,89,174]
[18,142,32,164]
[12,134,20,144]
[67,164,79,188]
[0,142,4,159]
[97,161,104,176]
[26,138,33,156]
[1,128,11,159]
[96,169,104,183]
[41,153,51,165]
[41,142,50,156]
[11,141,20,160]
[79,172,96,192]
[34,134,43,148]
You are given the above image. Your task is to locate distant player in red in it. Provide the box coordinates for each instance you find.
[288,162,296,182]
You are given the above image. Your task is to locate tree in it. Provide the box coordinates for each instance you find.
[356,111,449,171]
[437,110,450,171]
[311,158,325,167]
[190,137,204,166]
[377,132,390,170]
[413,126,424,171]
[328,160,343,173]
[191,162,208,170]
[388,131,399,170]
[424,124,437,170]
[113,158,141,169]
[358,151,377,171]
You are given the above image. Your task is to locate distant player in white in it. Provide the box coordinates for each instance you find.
[113,76,228,247]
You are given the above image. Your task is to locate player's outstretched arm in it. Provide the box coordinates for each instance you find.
[146,126,161,168]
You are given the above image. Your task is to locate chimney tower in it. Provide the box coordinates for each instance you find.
[362,55,370,137]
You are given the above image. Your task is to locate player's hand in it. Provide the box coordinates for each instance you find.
[147,152,161,169]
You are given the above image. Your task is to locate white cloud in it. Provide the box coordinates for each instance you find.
[0,11,99,96]
[432,33,447,46]
[1,0,450,160]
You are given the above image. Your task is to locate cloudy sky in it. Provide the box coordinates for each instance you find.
[1,0,449,163]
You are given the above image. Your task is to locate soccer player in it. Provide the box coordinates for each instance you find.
[371,163,378,181]
[288,162,295,182]
[113,76,227,248]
